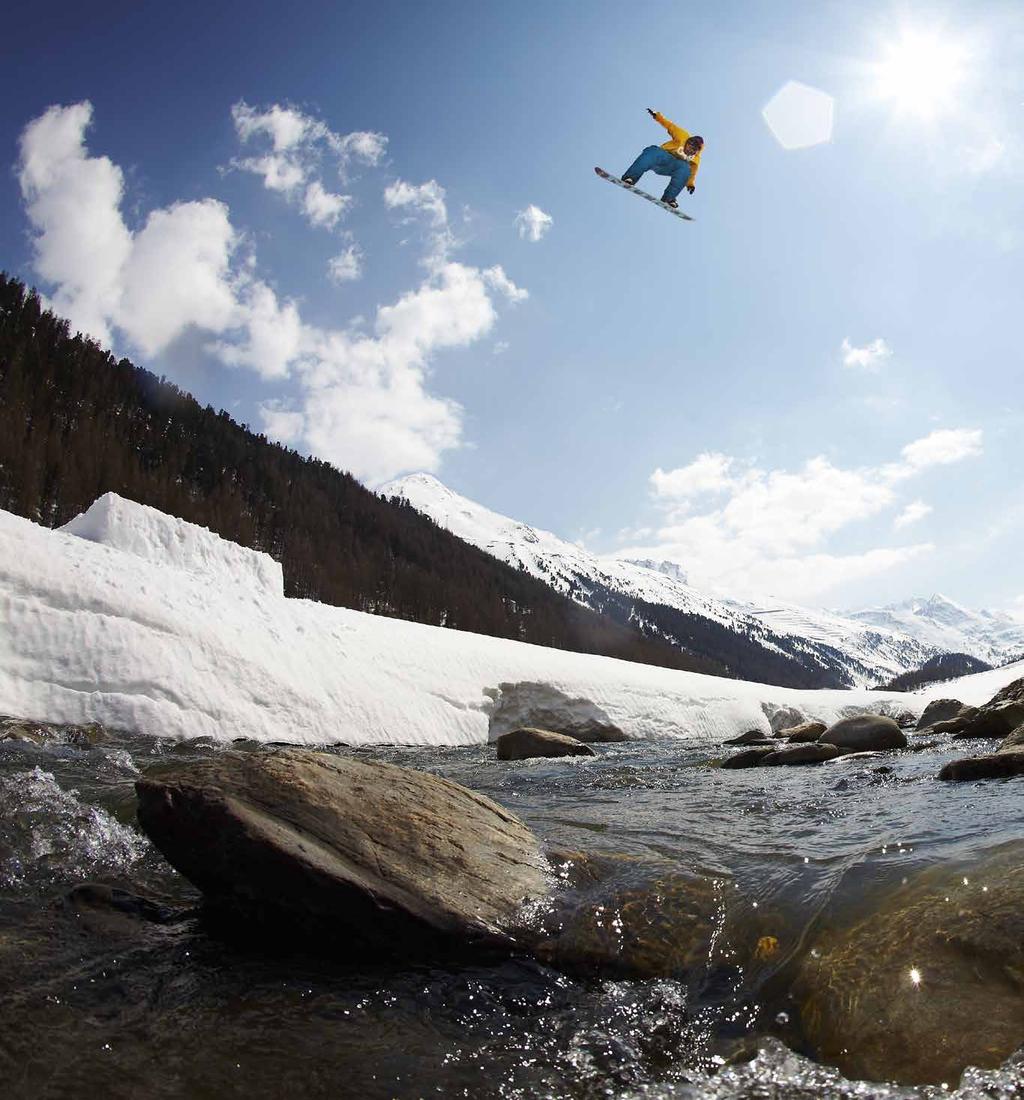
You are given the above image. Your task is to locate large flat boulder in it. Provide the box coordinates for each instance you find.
[495,727,596,761]
[819,714,906,752]
[136,750,549,953]
[795,845,1024,1084]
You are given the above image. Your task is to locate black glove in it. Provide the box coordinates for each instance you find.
[686,184,695,194]
[646,107,657,118]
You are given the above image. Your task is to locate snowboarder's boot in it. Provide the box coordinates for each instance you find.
[621,176,637,186]
[661,195,679,208]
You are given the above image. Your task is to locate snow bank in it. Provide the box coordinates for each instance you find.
[62,493,283,598]
[1,498,1020,747]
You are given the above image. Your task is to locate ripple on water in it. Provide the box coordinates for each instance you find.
[0,766,147,889]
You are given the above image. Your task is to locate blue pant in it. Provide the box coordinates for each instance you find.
[623,146,693,201]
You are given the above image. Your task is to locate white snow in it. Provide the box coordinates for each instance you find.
[62,493,284,598]
[1,496,1020,747]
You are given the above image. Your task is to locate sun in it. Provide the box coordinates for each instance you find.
[871,28,970,119]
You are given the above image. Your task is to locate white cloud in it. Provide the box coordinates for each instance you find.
[899,427,983,470]
[619,429,983,601]
[841,337,892,371]
[482,265,528,303]
[515,204,553,242]
[893,500,933,529]
[302,181,352,229]
[650,453,735,502]
[384,179,448,226]
[231,101,386,230]
[213,281,305,380]
[18,102,527,486]
[327,244,363,283]
[18,102,132,348]
[18,102,238,355]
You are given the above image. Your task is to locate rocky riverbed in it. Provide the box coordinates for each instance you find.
[1,702,1024,1099]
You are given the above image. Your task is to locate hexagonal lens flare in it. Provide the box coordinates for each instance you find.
[762,80,835,150]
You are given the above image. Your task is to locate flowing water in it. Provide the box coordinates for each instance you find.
[1,727,1023,1099]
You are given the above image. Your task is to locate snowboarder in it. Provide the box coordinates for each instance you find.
[621,108,704,208]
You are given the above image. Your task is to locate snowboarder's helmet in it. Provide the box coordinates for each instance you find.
[689,135,704,149]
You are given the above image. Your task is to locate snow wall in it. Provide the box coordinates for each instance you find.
[1,496,1020,747]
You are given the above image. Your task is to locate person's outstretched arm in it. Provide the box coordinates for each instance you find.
[647,107,688,144]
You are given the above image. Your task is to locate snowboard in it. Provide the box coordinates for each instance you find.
[594,167,695,222]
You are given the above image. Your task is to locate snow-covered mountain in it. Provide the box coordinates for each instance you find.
[383,473,1017,688]
[846,595,1024,668]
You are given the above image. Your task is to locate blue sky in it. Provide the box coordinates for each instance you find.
[2,0,1022,612]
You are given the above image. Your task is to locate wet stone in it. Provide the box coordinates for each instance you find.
[782,721,827,743]
[819,714,907,752]
[795,844,1024,1085]
[938,750,1024,782]
[495,727,597,761]
[763,743,840,766]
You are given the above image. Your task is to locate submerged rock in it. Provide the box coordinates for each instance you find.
[916,697,965,730]
[763,743,841,766]
[533,852,723,979]
[795,844,1024,1084]
[781,721,827,743]
[819,714,906,752]
[136,750,549,954]
[495,727,596,761]
[938,750,1024,782]
[720,747,776,770]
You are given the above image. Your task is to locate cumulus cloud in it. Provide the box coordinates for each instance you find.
[617,428,983,601]
[515,204,553,242]
[231,100,386,229]
[841,337,892,371]
[18,101,527,485]
[898,427,983,471]
[260,261,510,483]
[893,500,933,529]
[18,102,239,355]
[327,244,364,283]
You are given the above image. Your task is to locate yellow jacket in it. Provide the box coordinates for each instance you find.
[653,111,702,185]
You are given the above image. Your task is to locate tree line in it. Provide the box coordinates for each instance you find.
[0,272,726,676]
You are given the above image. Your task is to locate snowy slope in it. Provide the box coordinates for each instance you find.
[846,595,1024,667]
[382,474,941,687]
[3,495,1015,747]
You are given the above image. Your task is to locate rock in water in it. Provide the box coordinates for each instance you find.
[999,724,1024,753]
[136,750,549,953]
[723,729,776,746]
[819,715,907,752]
[781,721,827,743]
[762,743,841,766]
[495,727,596,760]
[720,747,776,769]
[795,845,1024,1084]
[916,698,965,730]
[951,701,1024,740]
[938,750,1024,781]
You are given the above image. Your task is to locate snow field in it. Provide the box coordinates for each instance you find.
[1,496,1020,747]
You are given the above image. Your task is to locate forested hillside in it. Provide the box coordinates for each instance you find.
[0,273,723,675]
